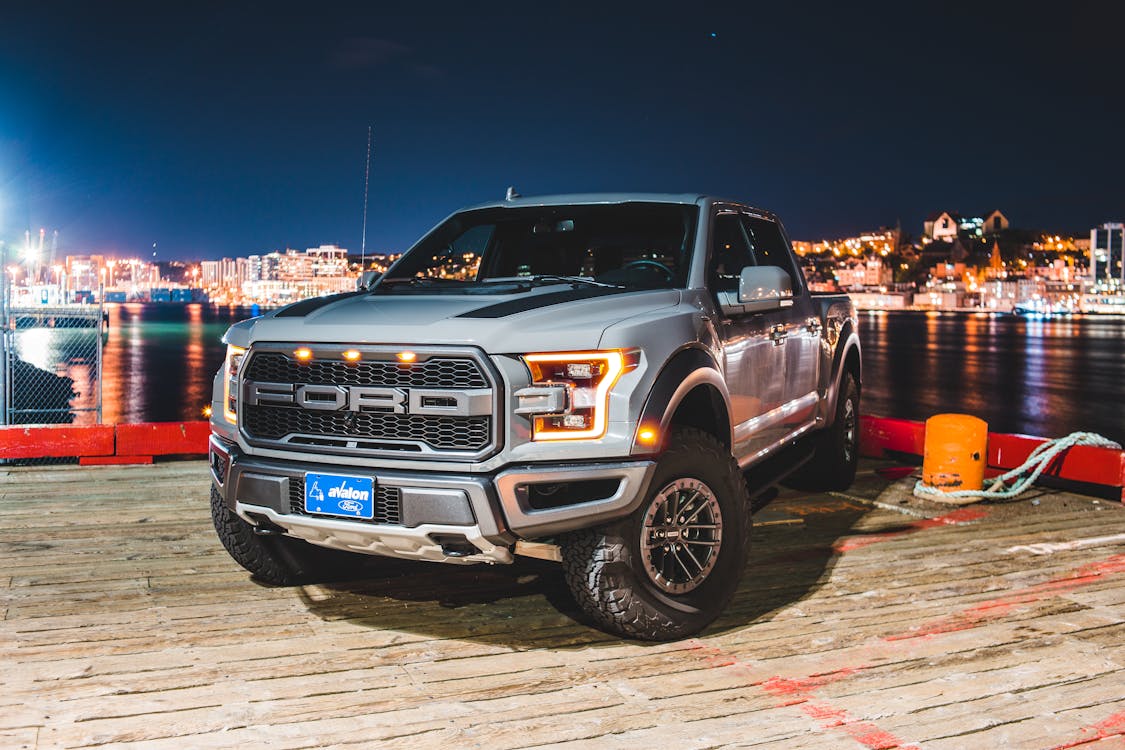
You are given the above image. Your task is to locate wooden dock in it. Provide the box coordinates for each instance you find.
[2,460,1123,749]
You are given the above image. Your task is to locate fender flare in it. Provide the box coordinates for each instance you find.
[632,347,731,454]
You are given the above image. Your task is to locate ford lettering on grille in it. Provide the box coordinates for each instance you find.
[245,382,491,416]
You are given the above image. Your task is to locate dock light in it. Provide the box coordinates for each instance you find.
[396,351,417,363]
[342,349,361,362]
[294,347,313,362]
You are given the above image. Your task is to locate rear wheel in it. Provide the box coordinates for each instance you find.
[561,427,750,641]
[787,371,860,491]
[210,486,364,585]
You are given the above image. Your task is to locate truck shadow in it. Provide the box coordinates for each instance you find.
[291,490,877,648]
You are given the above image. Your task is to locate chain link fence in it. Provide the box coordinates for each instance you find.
[1,248,104,458]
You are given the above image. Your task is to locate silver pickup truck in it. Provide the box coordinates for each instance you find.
[208,193,861,640]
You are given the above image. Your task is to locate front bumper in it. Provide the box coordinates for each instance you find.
[209,436,656,565]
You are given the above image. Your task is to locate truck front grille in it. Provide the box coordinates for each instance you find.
[246,352,488,389]
[243,408,490,451]
[288,476,402,525]
[239,345,499,460]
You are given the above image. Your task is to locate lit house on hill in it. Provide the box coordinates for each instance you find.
[923,210,1009,243]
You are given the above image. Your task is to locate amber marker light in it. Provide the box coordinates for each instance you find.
[342,349,361,362]
[397,351,417,363]
[637,426,659,445]
[293,347,313,362]
[202,404,213,418]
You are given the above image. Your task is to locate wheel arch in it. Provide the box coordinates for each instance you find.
[633,347,732,454]
[823,325,862,427]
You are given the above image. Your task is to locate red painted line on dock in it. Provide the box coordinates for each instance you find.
[886,554,1125,641]
[1049,711,1125,749]
[759,670,918,749]
[834,507,988,553]
[688,642,918,749]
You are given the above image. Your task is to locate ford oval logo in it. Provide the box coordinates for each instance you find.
[337,499,363,513]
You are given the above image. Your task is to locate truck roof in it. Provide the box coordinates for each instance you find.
[461,192,710,211]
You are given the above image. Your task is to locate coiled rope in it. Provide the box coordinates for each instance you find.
[913,431,1121,501]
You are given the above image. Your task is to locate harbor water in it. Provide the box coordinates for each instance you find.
[10,303,1125,446]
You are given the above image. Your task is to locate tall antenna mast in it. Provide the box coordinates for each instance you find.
[360,125,373,268]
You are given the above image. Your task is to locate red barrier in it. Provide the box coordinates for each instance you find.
[859,417,925,458]
[115,422,211,456]
[0,424,116,459]
[0,422,209,463]
[860,415,1125,503]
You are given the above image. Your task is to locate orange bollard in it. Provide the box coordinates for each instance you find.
[921,414,988,498]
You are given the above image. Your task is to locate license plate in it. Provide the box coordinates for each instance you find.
[304,472,375,519]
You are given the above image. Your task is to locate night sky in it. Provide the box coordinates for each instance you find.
[1,2,1122,261]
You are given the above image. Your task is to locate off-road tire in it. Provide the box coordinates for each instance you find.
[210,486,362,585]
[561,427,750,641]
[788,371,860,491]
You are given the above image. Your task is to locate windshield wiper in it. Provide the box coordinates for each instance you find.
[484,275,625,289]
[371,277,468,292]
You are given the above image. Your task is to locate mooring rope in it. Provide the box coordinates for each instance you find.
[913,431,1122,501]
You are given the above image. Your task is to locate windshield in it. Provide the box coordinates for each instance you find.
[375,202,698,293]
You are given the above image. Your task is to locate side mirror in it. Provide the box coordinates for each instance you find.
[720,266,793,316]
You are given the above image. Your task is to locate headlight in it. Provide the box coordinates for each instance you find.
[222,344,246,423]
[518,351,629,440]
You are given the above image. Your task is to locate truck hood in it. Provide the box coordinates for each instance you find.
[236,286,681,353]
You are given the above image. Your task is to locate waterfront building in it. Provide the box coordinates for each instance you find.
[835,256,892,288]
[1090,222,1124,290]
[64,255,103,292]
[200,260,220,287]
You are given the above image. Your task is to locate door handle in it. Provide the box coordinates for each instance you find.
[770,324,788,346]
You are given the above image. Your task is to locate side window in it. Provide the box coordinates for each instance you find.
[742,215,801,290]
[709,213,756,292]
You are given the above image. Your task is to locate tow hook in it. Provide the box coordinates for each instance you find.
[247,514,286,536]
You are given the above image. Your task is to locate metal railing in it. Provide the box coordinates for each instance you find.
[1,247,104,427]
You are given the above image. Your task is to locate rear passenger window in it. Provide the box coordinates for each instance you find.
[742,215,801,290]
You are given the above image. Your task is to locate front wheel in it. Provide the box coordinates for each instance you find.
[561,427,750,640]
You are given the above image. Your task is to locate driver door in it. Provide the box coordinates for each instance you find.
[708,210,789,460]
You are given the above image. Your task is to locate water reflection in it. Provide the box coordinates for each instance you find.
[860,312,1125,444]
[94,303,247,423]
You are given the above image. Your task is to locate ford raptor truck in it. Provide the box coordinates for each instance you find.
[207,193,861,641]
